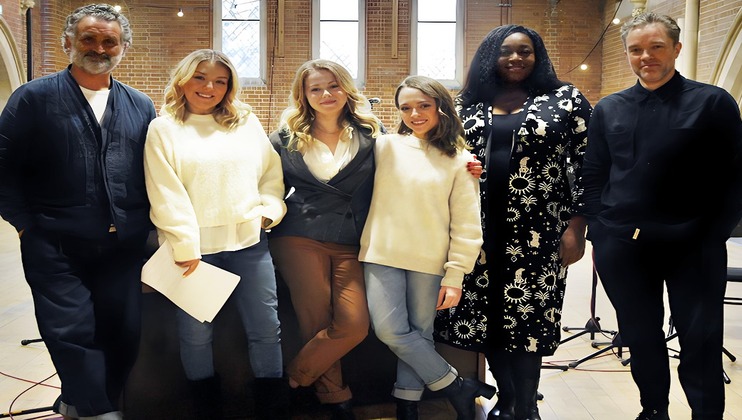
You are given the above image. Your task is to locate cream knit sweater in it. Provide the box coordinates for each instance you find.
[359,134,483,288]
[144,112,286,261]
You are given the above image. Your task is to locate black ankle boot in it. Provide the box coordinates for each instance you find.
[395,398,419,420]
[253,377,291,420]
[442,376,497,420]
[328,399,356,420]
[487,401,515,420]
[187,375,223,420]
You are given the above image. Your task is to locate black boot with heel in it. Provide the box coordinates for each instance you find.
[442,376,497,420]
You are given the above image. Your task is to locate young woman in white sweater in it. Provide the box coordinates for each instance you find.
[143,49,288,419]
[359,75,493,420]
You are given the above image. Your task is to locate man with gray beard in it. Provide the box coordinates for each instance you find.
[0,4,156,419]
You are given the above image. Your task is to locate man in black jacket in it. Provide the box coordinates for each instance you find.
[0,4,156,419]
[579,12,742,420]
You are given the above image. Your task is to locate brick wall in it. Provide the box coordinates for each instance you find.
[0,0,737,131]
[37,0,73,76]
[510,0,605,107]
[0,1,30,80]
[599,3,635,97]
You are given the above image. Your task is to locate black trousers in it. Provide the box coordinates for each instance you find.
[20,228,146,417]
[591,231,727,419]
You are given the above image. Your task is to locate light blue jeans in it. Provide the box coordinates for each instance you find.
[364,263,458,401]
[176,237,283,380]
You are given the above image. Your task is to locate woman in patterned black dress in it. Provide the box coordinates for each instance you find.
[434,25,592,420]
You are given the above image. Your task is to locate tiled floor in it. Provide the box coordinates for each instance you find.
[1,218,741,419]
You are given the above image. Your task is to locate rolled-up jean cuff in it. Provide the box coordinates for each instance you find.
[426,368,458,392]
[392,386,425,401]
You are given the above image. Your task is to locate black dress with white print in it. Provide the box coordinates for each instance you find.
[434,84,592,356]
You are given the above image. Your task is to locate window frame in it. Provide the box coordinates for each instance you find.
[410,0,465,89]
[213,0,268,87]
[311,0,367,87]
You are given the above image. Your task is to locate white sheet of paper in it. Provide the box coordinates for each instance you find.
[141,241,240,323]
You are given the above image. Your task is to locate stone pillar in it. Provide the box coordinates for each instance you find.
[683,0,700,79]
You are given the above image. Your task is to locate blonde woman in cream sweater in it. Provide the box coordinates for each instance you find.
[359,76,492,420]
[144,50,288,419]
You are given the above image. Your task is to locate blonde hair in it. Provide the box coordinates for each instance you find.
[162,49,250,130]
[279,59,381,151]
[395,75,468,157]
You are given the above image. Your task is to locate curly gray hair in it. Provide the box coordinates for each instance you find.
[60,3,132,50]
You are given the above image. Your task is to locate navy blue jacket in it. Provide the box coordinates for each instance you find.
[268,126,375,246]
[0,67,157,240]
